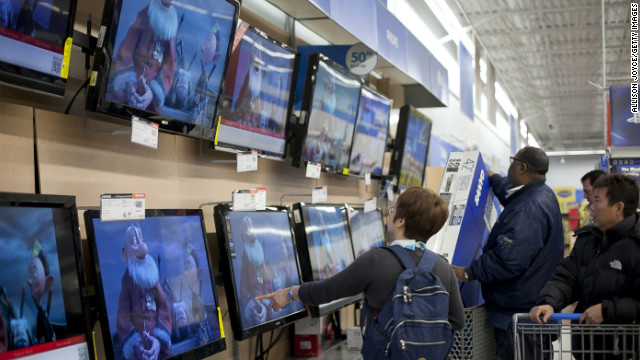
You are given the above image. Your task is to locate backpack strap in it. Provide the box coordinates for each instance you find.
[416,248,438,273]
[383,245,418,269]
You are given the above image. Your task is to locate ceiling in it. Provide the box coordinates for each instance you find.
[444,0,632,151]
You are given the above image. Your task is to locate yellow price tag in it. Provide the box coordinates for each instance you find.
[342,168,349,175]
[214,116,222,145]
[217,306,225,338]
[61,37,72,79]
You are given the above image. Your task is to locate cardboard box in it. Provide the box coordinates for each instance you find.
[427,151,501,307]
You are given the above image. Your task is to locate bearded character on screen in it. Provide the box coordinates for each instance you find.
[116,225,172,360]
[238,216,273,327]
[111,0,178,113]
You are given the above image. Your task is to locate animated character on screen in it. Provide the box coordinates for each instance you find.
[230,40,269,128]
[117,225,172,360]
[315,212,339,279]
[191,23,223,126]
[27,239,56,344]
[111,0,178,113]
[262,70,289,133]
[238,216,273,328]
[169,243,213,344]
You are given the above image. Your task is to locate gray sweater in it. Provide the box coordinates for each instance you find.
[298,247,465,331]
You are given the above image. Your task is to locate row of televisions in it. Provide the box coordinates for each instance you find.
[0,0,433,188]
[0,191,389,360]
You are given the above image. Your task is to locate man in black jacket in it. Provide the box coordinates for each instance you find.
[530,173,640,359]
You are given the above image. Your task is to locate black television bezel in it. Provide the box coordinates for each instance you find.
[214,23,300,161]
[213,203,308,340]
[83,209,227,360]
[0,0,78,96]
[0,192,92,359]
[86,0,240,141]
[346,205,387,258]
[389,104,433,189]
[348,85,393,178]
[291,52,363,174]
[291,202,361,317]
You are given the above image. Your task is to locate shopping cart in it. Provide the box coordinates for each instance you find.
[513,313,640,360]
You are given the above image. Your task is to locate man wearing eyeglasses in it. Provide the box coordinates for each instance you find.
[451,146,564,360]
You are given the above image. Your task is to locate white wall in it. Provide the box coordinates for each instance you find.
[546,155,602,190]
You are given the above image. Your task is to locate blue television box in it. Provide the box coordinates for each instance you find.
[426,151,501,307]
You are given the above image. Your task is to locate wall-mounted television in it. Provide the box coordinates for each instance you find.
[215,23,299,160]
[87,0,239,141]
[291,203,360,317]
[291,53,362,174]
[348,86,392,177]
[84,209,226,360]
[389,104,432,189]
[213,204,306,340]
[0,192,91,359]
[0,0,77,96]
[347,206,386,258]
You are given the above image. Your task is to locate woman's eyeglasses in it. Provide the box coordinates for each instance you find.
[387,206,396,215]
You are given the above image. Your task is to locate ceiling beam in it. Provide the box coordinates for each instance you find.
[481,23,628,37]
[461,2,628,19]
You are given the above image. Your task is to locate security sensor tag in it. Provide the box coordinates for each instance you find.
[232,190,255,211]
[306,162,321,179]
[255,187,266,210]
[131,116,158,149]
[100,193,145,222]
[364,198,377,213]
[237,151,258,172]
[365,172,371,186]
[312,186,328,204]
[386,187,395,202]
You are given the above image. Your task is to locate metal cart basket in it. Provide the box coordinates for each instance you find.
[513,313,640,360]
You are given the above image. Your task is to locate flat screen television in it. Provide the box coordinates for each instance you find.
[291,203,361,317]
[0,0,77,96]
[291,53,362,174]
[84,209,226,360]
[87,0,239,141]
[0,192,91,360]
[389,104,432,189]
[347,206,386,258]
[215,23,299,160]
[348,86,392,177]
[213,204,306,341]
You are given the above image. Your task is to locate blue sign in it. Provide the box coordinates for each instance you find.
[330,0,378,51]
[430,58,449,106]
[375,1,408,72]
[459,43,474,120]
[428,134,463,167]
[609,85,640,146]
[406,32,431,91]
[309,0,331,15]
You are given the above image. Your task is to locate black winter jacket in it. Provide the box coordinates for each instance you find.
[537,213,640,323]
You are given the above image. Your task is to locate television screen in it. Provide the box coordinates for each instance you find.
[215,23,298,160]
[390,105,432,189]
[0,193,90,360]
[291,203,361,317]
[87,0,239,141]
[348,86,392,177]
[348,207,386,258]
[213,204,306,340]
[84,209,226,360]
[0,0,77,96]
[292,53,361,173]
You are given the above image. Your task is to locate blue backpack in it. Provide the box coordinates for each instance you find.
[360,246,453,360]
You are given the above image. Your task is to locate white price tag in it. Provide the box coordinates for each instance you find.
[364,172,371,186]
[131,116,159,149]
[386,187,395,202]
[100,193,145,222]
[255,187,266,210]
[364,197,377,213]
[237,151,258,172]
[312,186,328,204]
[306,162,321,179]
[232,190,255,211]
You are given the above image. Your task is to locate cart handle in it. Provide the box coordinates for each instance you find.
[549,313,582,320]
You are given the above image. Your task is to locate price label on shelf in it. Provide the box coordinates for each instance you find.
[255,187,266,211]
[131,116,159,149]
[312,186,328,204]
[386,187,395,202]
[100,193,146,222]
[306,162,321,179]
[232,190,255,211]
[237,151,258,172]
[364,172,371,186]
[364,198,377,213]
